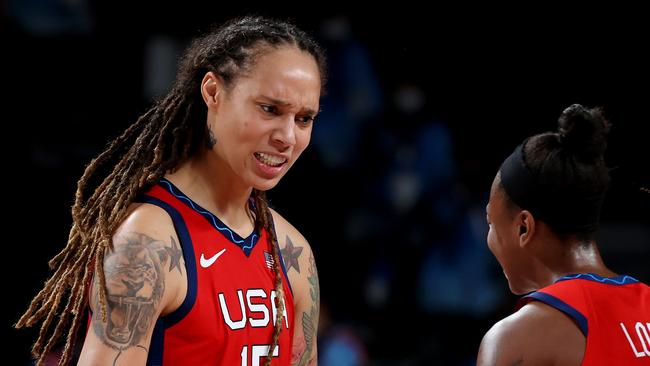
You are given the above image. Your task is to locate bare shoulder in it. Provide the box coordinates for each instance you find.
[108,202,186,305]
[115,202,176,239]
[269,208,317,294]
[79,202,185,364]
[269,208,310,250]
[478,301,585,366]
[269,208,315,273]
[269,208,320,365]
[104,202,184,280]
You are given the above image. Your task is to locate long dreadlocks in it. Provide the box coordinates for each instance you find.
[16,16,326,366]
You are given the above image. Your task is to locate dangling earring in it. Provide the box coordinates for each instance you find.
[206,125,217,148]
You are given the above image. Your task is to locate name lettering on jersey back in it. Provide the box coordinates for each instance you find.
[218,289,289,330]
[620,322,650,357]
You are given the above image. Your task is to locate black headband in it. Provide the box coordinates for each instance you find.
[499,142,605,233]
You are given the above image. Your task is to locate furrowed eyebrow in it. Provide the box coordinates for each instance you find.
[260,96,317,116]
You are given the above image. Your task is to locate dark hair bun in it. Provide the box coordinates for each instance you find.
[557,104,609,160]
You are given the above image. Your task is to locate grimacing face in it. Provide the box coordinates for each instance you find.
[486,173,535,295]
[208,46,321,191]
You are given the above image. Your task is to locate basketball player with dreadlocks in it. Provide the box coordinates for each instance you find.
[16,16,325,366]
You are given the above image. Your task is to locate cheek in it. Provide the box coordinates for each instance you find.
[486,226,498,254]
[239,119,266,139]
[294,128,312,154]
[487,225,509,268]
[233,120,270,153]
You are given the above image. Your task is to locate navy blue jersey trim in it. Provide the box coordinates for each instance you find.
[555,273,639,286]
[268,213,294,296]
[146,320,165,366]
[137,195,197,328]
[523,291,588,336]
[157,178,260,256]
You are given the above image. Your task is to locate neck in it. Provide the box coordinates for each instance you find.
[531,237,616,288]
[165,149,254,233]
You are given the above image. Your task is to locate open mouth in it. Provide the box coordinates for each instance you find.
[254,152,287,167]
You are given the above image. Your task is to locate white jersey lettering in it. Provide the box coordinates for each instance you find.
[220,289,289,330]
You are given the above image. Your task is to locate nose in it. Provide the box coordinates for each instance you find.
[270,116,296,151]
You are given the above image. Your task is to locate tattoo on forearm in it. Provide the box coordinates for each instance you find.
[281,235,303,273]
[92,233,180,354]
[112,345,148,366]
[297,253,319,366]
[291,335,306,365]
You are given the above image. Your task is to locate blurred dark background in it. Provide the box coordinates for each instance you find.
[4,2,649,365]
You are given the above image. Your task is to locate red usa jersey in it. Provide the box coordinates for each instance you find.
[519,273,650,365]
[138,178,295,366]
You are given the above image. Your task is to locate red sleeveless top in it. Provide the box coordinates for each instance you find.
[520,273,650,365]
[139,179,295,366]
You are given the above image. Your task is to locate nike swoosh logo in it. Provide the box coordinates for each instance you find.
[200,248,227,268]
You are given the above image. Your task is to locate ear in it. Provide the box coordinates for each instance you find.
[517,210,536,248]
[200,72,222,109]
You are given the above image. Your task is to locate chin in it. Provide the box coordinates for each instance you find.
[252,178,282,192]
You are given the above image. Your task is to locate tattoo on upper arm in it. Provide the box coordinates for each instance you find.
[281,235,303,273]
[296,253,319,366]
[163,236,183,274]
[92,233,181,360]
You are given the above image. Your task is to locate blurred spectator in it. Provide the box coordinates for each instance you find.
[8,0,93,35]
[313,14,383,170]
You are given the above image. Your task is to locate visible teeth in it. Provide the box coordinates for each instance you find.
[255,152,286,167]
